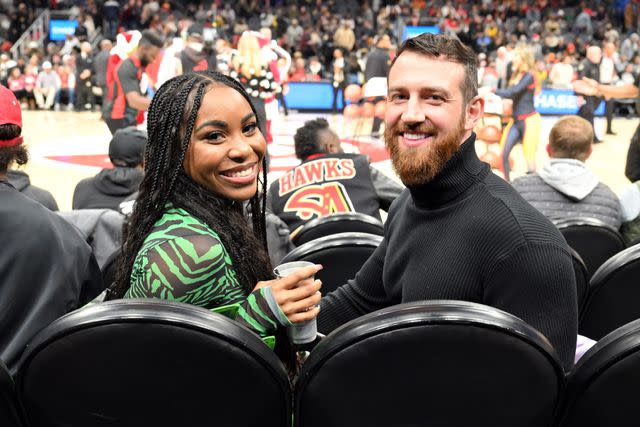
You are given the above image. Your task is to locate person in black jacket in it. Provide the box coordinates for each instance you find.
[75,41,95,111]
[576,46,603,142]
[0,85,102,373]
[319,33,578,371]
[7,169,58,210]
[574,58,640,182]
[365,34,392,137]
[267,118,403,236]
[73,127,146,210]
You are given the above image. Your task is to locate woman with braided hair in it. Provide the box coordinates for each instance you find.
[108,70,321,363]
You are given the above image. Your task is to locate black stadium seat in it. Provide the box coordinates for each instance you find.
[16,300,291,427]
[281,232,382,294]
[559,318,640,427]
[554,217,625,277]
[0,360,22,427]
[291,212,384,246]
[579,244,640,340]
[295,300,564,427]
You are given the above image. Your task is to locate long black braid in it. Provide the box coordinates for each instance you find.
[110,70,272,300]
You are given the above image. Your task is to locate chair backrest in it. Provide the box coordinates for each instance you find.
[295,300,564,427]
[101,248,120,289]
[281,232,382,294]
[570,248,589,315]
[291,212,383,246]
[559,318,640,427]
[554,217,625,277]
[0,361,22,427]
[579,244,640,340]
[16,300,291,427]
[57,209,124,270]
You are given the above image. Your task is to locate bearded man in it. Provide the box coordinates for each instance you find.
[318,33,578,371]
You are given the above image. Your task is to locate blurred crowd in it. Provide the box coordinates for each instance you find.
[2,0,640,112]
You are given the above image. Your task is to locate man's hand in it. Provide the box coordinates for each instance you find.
[572,78,599,96]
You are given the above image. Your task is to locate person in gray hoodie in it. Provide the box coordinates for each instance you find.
[72,127,146,210]
[512,115,622,230]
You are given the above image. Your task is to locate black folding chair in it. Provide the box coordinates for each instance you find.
[291,212,383,246]
[559,318,640,427]
[554,217,625,277]
[295,300,564,427]
[282,232,382,294]
[579,244,640,340]
[0,361,22,427]
[16,300,291,427]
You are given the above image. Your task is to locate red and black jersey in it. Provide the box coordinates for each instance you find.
[103,55,143,125]
[268,153,382,235]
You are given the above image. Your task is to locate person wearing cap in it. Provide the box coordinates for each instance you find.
[73,127,147,210]
[0,85,102,373]
[34,61,60,110]
[103,30,164,134]
[179,25,216,74]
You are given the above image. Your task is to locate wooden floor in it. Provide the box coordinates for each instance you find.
[17,109,638,211]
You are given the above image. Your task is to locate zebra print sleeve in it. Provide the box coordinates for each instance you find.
[127,233,285,336]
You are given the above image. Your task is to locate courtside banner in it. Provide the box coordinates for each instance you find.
[534,88,605,116]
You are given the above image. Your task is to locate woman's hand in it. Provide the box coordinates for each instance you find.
[255,264,323,324]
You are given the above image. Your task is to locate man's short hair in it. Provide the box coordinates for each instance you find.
[391,33,478,104]
[548,115,594,162]
[0,124,28,173]
[139,30,164,48]
[294,118,330,160]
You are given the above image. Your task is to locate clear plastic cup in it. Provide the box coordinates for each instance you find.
[273,261,318,345]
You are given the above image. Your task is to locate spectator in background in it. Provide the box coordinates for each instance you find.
[7,67,27,107]
[621,33,640,62]
[103,0,121,40]
[577,45,603,143]
[22,64,36,110]
[285,19,303,51]
[549,54,576,89]
[75,42,95,111]
[334,20,356,53]
[0,85,102,373]
[601,41,619,136]
[331,48,346,113]
[103,30,163,134]
[34,61,59,110]
[180,25,216,74]
[512,115,621,230]
[267,118,403,236]
[93,39,113,111]
[73,127,146,211]
[56,62,76,111]
[365,33,392,137]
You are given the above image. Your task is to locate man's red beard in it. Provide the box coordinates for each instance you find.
[384,115,466,186]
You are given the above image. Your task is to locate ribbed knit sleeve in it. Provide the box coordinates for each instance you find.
[484,242,578,371]
[318,236,391,333]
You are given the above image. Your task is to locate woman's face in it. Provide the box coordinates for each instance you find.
[183,85,266,202]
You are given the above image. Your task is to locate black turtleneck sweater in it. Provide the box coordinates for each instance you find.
[319,134,578,371]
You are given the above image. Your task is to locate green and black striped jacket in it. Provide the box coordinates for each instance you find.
[125,205,284,336]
